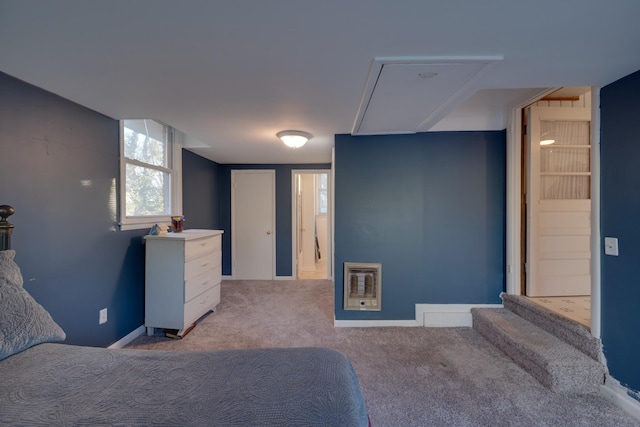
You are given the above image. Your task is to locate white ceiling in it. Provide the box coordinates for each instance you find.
[2,1,640,164]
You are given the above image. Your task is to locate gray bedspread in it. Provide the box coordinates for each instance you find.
[0,343,368,426]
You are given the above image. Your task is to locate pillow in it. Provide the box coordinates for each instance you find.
[0,250,24,287]
[0,276,66,360]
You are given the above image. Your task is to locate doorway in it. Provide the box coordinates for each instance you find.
[292,170,331,280]
[519,88,597,330]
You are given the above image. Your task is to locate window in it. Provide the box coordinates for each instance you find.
[539,120,591,200]
[316,173,328,215]
[120,119,182,230]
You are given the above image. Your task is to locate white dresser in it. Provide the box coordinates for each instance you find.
[144,229,224,336]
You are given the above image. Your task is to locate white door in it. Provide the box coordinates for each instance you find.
[526,106,591,296]
[231,170,275,280]
[295,174,303,277]
[300,174,316,272]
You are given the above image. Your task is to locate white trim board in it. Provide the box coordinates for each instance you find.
[416,304,503,327]
[590,87,602,338]
[334,303,503,328]
[334,320,421,328]
[505,87,557,295]
[222,275,294,281]
[601,377,640,421]
[108,325,145,349]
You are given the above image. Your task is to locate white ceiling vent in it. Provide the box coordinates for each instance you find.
[352,56,503,135]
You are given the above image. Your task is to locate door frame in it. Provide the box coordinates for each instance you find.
[505,87,602,337]
[291,169,333,280]
[231,169,276,280]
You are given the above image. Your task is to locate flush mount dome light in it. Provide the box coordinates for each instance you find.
[277,130,312,148]
[540,138,556,146]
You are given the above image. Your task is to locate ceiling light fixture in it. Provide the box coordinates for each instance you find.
[540,139,556,145]
[277,130,312,148]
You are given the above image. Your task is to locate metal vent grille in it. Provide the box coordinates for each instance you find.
[344,262,382,311]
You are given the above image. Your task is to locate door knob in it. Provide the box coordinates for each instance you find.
[266,231,272,235]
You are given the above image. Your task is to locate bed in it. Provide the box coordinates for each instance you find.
[0,344,368,426]
[0,205,369,426]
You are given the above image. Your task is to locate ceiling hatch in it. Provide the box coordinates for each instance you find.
[352,56,503,135]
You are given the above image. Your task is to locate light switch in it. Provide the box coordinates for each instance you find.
[604,237,619,256]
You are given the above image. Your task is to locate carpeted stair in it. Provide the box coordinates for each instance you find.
[500,293,601,361]
[472,300,605,394]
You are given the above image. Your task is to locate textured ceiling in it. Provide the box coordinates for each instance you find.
[1,0,640,163]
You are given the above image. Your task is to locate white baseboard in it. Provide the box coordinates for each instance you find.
[222,275,294,281]
[333,303,503,328]
[416,304,503,327]
[334,320,420,327]
[108,325,145,349]
[601,377,640,421]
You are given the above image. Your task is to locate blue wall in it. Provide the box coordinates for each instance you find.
[0,72,146,347]
[600,69,640,394]
[334,132,506,320]
[219,164,330,277]
[182,149,221,230]
[0,71,328,345]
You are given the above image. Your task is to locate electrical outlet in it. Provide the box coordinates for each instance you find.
[99,308,108,325]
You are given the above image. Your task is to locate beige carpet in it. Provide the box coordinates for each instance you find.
[127,280,638,426]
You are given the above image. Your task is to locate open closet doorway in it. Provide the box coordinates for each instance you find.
[292,170,332,280]
[521,87,595,329]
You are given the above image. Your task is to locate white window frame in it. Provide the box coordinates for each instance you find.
[119,120,183,231]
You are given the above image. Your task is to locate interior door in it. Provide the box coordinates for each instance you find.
[232,170,275,280]
[526,106,591,297]
[300,174,316,272]
[295,174,303,278]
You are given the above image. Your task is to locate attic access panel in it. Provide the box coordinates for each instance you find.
[352,56,502,135]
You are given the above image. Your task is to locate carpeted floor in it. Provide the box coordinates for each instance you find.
[126,280,639,427]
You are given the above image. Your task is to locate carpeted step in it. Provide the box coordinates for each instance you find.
[500,293,601,361]
[472,307,605,394]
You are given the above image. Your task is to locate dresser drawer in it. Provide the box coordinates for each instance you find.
[184,284,220,326]
[185,235,221,259]
[184,250,221,281]
[184,267,221,302]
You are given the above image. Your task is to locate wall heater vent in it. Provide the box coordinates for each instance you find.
[344,262,382,311]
